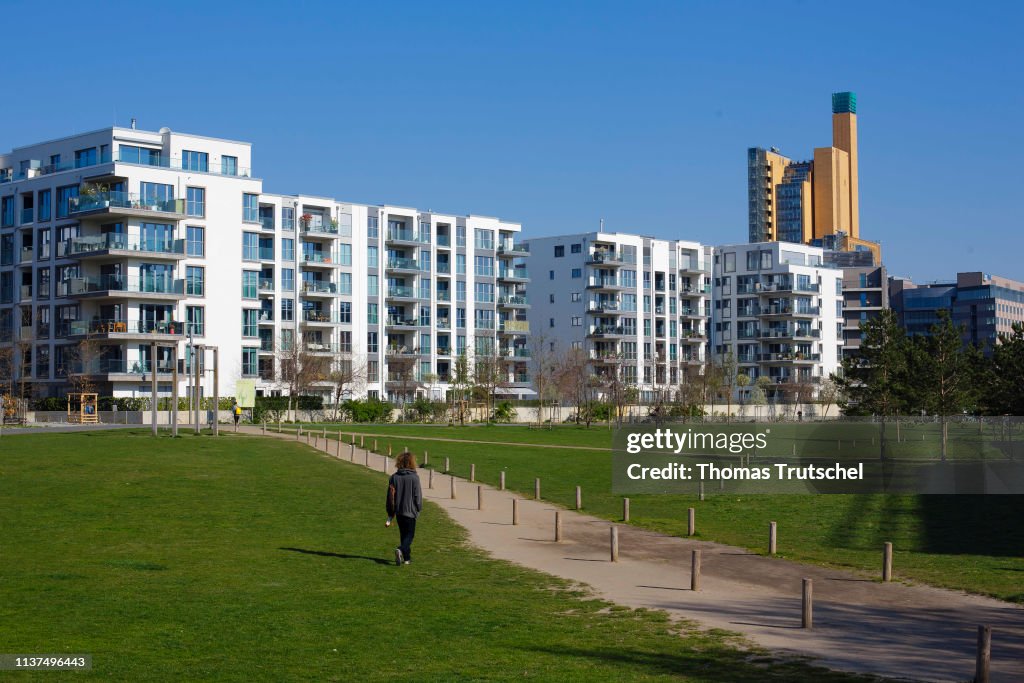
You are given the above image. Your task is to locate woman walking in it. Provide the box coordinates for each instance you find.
[386,451,423,566]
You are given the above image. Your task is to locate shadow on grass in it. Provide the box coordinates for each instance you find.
[917,495,1024,556]
[279,547,391,565]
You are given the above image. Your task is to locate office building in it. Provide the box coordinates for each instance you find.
[711,241,842,399]
[0,126,528,403]
[523,232,710,401]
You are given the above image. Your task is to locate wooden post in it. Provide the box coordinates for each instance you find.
[470,464,476,482]
[296,427,301,440]
[150,342,158,437]
[262,422,266,435]
[976,625,991,683]
[699,481,704,501]
[769,521,777,555]
[500,471,506,490]
[512,498,519,525]
[351,432,355,444]
[445,457,450,473]
[424,450,428,466]
[336,438,341,458]
[687,507,695,536]
[428,468,434,489]
[350,443,355,461]
[322,427,326,440]
[388,443,392,457]
[365,450,370,466]
[360,435,364,448]
[883,542,893,582]
[575,486,582,510]
[314,435,318,448]
[610,526,619,562]
[374,439,378,452]
[450,476,457,499]
[555,511,562,542]
[623,497,630,522]
[535,478,541,500]
[690,550,701,591]
[802,578,813,628]
[477,486,483,510]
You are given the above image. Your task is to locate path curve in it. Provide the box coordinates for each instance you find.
[244,427,1024,682]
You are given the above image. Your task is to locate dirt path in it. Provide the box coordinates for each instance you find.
[301,428,613,451]
[246,427,1024,682]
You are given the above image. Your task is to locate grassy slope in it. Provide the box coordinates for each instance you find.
[309,424,1024,602]
[0,430,872,682]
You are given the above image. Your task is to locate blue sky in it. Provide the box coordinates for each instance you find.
[3,0,1022,281]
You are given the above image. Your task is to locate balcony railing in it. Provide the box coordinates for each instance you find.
[259,217,275,230]
[301,220,338,235]
[70,274,185,296]
[504,348,531,359]
[387,285,418,298]
[759,353,821,362]
[69,191,184,215]
[69,319,184,336]
[386,229,429,244]
[259,278,275,291]
[302,280,337,294]
[436,318,451,330]
[386,315,420,327]
[589,325,626,336]
[20,208,33,224]
[116,149,251,177]
[71,359,175,376]
[586,251,631,265]
[436,291,452,302]
[587,277,622,288]
[302,252,336,264]
[498,295,529,306]
[498,267,529,280]
[500,320,529,333]
[65,234,185,257]
[386,257,421,271]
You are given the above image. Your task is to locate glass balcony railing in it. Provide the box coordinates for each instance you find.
[259,278,275,291]
[387,285,417,298]
[69,191,184,215]
[498,295,529,306]
[436,235,451,247]
[73,359,174,375]
[0,151,113,184]
[302,280,337,294]
[436,291,452,302]
[499,320,530,333]
[70,274,184,296]
[116,149,251,177]
[259,217,275,230]
[69,319,185,336]
[386,229,429,244]
[386,257,420,270]
[386,315,420,327]
[302,310,340,323]
[498,267,529,280]
[20,208,34,224]
[65,234,185,257]
[301,220,338,235]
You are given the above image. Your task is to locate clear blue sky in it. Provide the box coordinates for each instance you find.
[4,0,1021,281]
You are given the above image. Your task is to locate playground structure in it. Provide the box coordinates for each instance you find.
[67,393,99,424]
[2,394,27,425]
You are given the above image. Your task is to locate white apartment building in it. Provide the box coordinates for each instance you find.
[524,232,711,401]
[0,126,529,403]
[710,241,842,398]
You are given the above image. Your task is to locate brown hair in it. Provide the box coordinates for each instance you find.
[395,451,417,470]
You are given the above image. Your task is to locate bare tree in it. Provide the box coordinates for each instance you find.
[326,355,366,421]
[385,351,419,419]
[66,336,102,397]
[449,351,473,425]
[277,334,329,420]
[819,376,840,418]
[529,333,560,424]
[555,347,593,426]
[473,350,508,422]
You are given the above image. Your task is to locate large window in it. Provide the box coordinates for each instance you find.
[243,193,259,222]
[281,206,295,230]
[242,270,258,298]
[242,348,258,377]
[0,197,12,227]
[186,266,205,296]
[119,145,163,166]
[338,272,352,295]
[37,190,51,222]
[140,182,173,205]
[474,282,494,303]
[242,309,258,337]
[186,187,205,217]
[281,238,294,262]
[187,226,204,257]
[281,298,294,321]
[186,305,205,336]
[474,256,494,277]
[337,243,352,266]
[56,186,78,218]
[182,150,209,172]
[74,148,97,168]
[367,303,378,324]
[221,155,238,176]
[281,268,294,292]
[474,229,494,250]
[242,232,259,261]
[367,275,378,297]
[338,301,352,323]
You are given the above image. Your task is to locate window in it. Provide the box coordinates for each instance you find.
[222,155,238,176]
[186,266,204,296]
[186,187,205,217]
[367,216,379,238]
[118,145,162,166]
[243,193,259,222]
[37,190,51,222]
[186,306,204,335]
[475,256,494,276]
[746,251,759,271]
[74,148,97,168]
[242,309,258,337]
[278,238,293,262]
[338,302,352,323]
[182,150,209,172]
[571,243,581,254]
[621,270,636,288]
[242,271,258,298]
[36,268,51,300]
[760,250,773,269]
[367,331,379,353]
[242,348,258,377]
[281,298,294,321]
[571,292,581,302]
[549,318,555,328]
[474,229,494,250]
[456,280,466,302]
[554,245,565,258]
[281,268,295,291]
[457,308,466,328]
[571,317,582,326]
[571,268,581,279]
[475,282,494,303]
[242,232,259,260]
[281,206,295,231]
[549,293,555,303]
[337,243,352,266]
[338,272,352,295]
[456,254,466,274]
[549,270,554,280]
[367,275,378,296]
[724,252,736,273]
[0,197,13,227]
[56,185,78,218]
[367,245,378,267]
[187,226,204,257]
[49,154,61,168]
[140,182,173,206]
[367,302,379,324]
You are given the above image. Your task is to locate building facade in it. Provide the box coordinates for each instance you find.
[0,126,528,403]
[711,241,842,399]
[890,272,1024,353]
[523,232,710,401]
[827,259,888,358]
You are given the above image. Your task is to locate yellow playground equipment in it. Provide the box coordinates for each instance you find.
[67,393,99,424]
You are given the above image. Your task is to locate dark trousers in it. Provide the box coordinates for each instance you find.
[397,515,417,562]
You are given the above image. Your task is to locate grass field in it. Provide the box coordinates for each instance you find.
[296,423,1024,603]
[1,430,876,682]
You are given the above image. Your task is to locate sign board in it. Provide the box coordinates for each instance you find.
[235,380,256,408]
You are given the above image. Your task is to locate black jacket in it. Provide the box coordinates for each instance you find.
[386,468,423,519]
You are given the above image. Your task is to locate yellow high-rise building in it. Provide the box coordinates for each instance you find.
[747,92,878,261]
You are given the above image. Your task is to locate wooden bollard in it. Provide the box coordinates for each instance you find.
[445,457,450,473]
[687,507,695,536]
[535,478,541,500]
[512,499,519,525]
[388,443,392,457]
[575,486,582,510]
[500,471,506,490]
[374,439,378,452]
[295,428,300,440]
[769,521,777,555]
[428,468,434,489]
[610,526,619,562]
[262,422,266,435]
[322,427,326,439]
[699,481,705,501]
[555,511,562,542]
[314,436,318,448]
[351,433,355,444]
[623,497,630,522]
[976,625,991,683]
[477,486,483,510]
[802,579,813,628]
[365,450,370,466]
[360,435,364,448]
[349,443,354,461]
[470,464,476,482]
[691,550,701,591]
[883,542,893,582]
[336,438,341,458]
[450,476,457,499]
[424,450,429,466]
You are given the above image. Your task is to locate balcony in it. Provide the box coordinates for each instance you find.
[680,355,703,365]
[497,267,529,282]
[679,329,705,341]
[436,290,452,303]
[503,347,532,360]
[259,278,275,295]
[759,305,820,318]
[499,320,530,334]
[758,353,821,363]
[386,315,421,329]
[589,350,623,364]
[737,353,758,364]
[68,191,186,220]
[259,217,275,231]
[20,246,34,263]
[72,359,175,379]
[305,341,342,354]
[587,300,620,314]
[68,318,185,340]
[436,263,451,275]
[758,281,820,294]
[68,274,185,300]
[300,219,339,236]
[386,228,429,246]
[588,325,627,338]
[436,318,451,330]
[680,284,711,295]
[115,149,251,177]
[64,234,186,261]
[678,262,707,276]
[302,252,337,268]
[301,280,337,296]
[585,251,628,267]
[497,295,530,308]
[436,235,451,248]
[259,338,274,353]
[498,242,529,257]
[386,257,422,273]
[20,208,34,225]
[510,373,531,387]
[679,308,704,318]
[386,285,421,301]
[436,346,452,357]
[586,277,625,290]
[386,344,420,357]
[302,310,340,324]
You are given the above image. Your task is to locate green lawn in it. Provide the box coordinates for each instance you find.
[0,430,874,682]
[297,423,1024,603]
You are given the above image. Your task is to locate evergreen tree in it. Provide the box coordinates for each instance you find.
[837,309,910,417]
[918,311,973,460]
[988,322,1024,415]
